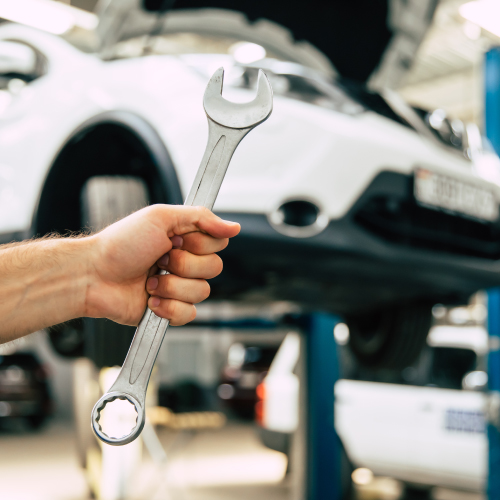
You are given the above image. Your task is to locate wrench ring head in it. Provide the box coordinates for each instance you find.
[203,67,273,129]
[91,391,145,446]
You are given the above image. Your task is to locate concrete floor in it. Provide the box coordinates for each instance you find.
[0,419,289,500]
[0,420,88,500]
[0,419,486,500]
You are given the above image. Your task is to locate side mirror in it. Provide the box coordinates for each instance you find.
[462,370,488,391]
[0,41,37,77]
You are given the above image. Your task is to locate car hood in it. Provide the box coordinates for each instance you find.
[96,0,438,89]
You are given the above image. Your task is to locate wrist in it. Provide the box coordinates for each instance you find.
[76,235,101,319]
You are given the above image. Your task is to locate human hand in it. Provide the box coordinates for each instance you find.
[84,205,240,326]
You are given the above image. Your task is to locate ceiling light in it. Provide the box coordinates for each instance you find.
[0,0,98,36]
[463,21,481,40]
[230,42,266,64]
[333,323,349,345]
[460,0,500,39]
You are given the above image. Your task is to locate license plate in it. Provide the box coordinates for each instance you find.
[414,168,498,222]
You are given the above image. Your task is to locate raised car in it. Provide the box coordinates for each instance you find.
[0,0,499,368]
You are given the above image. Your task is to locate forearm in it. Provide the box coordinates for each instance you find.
[0,237,92,342]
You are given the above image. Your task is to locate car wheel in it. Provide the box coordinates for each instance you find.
[46,176,150,359]
[47,319,85,358]
[81,176,149,368]
[346,303,432,370]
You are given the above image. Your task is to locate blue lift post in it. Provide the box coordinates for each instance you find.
[302,313,342,500]
[485,47,500,499]
[488,290,500,498]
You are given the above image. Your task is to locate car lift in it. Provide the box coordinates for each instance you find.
[188,314,343,500]
[94,313,343,500]
[486,46,500,500]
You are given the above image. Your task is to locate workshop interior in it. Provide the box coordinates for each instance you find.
[3,0,500,498]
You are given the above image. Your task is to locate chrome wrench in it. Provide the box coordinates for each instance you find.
[91,67,273,446]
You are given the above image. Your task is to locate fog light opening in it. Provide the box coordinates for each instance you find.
[268,200,328,238]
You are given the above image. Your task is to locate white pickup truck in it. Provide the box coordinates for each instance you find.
[258,324,489,497]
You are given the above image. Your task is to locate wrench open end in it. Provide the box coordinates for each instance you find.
[203,67,273,130]
[91,391,144,446]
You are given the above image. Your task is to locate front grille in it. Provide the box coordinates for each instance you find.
[355,195,500,260]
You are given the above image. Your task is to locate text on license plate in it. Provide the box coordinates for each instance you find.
[414,168,498,222]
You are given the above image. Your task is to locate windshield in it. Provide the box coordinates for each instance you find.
[110,32,283,61]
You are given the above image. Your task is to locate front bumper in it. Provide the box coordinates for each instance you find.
[213,171,500,314]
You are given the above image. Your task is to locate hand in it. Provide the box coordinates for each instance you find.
[85,205,240,326]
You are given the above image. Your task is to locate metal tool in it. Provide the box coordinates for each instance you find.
[91,67,273,446]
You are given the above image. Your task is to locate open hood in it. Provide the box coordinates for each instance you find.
[96,0,438,88]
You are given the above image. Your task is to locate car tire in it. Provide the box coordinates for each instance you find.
[47,176,150,360]
[81,176,149,368]
[346,303,432,370]
[81,176,149,234]
[47,319,85,358]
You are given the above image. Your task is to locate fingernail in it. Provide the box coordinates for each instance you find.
[221,219,239,226]
[171,235,183,248]
[151,297,161,308]
[158,254,169,267]
[148,277,158,291]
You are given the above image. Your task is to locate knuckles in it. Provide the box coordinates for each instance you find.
[163,298,179,318]
[168,250,223,279]
[169,249,189,276]
[150,275,210,303]
[163,300,197,326]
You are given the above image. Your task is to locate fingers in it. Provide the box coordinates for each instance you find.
[147,274,210,304]
[159,249,223,279]
[148,296,196,326]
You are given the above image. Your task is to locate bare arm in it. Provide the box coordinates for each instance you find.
[0,205,240,343]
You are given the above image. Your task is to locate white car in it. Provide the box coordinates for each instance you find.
[1,1,500,368]
[258,325,489,497]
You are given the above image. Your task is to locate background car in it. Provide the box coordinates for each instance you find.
[257,318,489,498]
[217,342,279,419]
[0,352,53,429]
[1,11,500,372]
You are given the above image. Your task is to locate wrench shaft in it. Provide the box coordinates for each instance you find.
[109,309,168,404]
[185,119,249,210]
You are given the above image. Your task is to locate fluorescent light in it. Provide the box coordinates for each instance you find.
[230,42,266,64]
[0,0,98,35]
[460,0,500,38]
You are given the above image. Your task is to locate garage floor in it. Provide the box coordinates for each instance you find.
[0,419,485,500]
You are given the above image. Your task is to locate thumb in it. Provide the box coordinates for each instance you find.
[155,205,241,238]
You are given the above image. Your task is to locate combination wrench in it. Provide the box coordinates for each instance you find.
[91,67,273,446]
